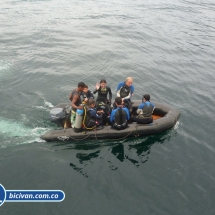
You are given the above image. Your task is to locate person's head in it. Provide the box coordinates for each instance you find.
[125,77,133,87]
[100,79,106,88]
[143,94,150,102]
[83,85,89,93]
[88,98,96,108]
[115,97,122,106]
[77,82,85,91]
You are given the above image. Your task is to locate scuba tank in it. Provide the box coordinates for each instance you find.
[74,108,84,132]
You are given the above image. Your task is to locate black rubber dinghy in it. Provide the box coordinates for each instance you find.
[41,100,180,142]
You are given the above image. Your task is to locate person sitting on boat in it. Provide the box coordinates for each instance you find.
[69,82,85,128]
[131,94,155,124]
[83,99,104,130]
[110,97,130,130]
[81,85,94,104]
[116,77,134,112]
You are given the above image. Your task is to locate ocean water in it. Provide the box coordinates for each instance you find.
[0,0,215,214]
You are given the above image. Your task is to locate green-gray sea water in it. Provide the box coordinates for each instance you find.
[0,0,215,214]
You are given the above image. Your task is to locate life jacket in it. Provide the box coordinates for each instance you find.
[83,106,97,130]
[113,107,128,130]
[119,83,131,98]
[138,102,154,118]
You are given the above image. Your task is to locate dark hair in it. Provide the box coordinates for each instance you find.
[88,98,96,106]
[100,79,106,84]
[84,85,88,89]
[115,97,122,105]
[143,94,150,101]
[78,82,85,88]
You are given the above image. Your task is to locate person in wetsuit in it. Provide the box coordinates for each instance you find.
[116,77,134,112]
[131,94,155,124]
[93,79,112,123]
[110,97,130,130]
[69,82,85,128]
[81,85,94,104]
[83,99,104,130]
[93,79,112,104]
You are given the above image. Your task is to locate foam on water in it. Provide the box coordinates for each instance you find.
[0,60,13,78]
[0,100,55,147]
[174,121,180,130]
[33,100,54,111]
[44,100,54,108]
[0,117,30,137]
[0,116,50,147]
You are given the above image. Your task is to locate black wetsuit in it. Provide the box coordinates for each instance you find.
[93,86,112,103]
[84,106,103,129]
[93,86,112,122]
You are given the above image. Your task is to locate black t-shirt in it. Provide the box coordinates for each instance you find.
[70,89,82,111]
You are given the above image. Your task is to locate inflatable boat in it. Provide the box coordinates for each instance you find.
[41,100,180,142]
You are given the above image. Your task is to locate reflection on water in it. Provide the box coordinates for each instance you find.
[69,150,101,178]
[111,132,173,166]
[51,129,177,177]
[69,163,89,178]
[111,143,124,162]
[76,150,100,164]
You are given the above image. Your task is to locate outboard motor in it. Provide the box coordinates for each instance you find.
[74,108,84,132]
[50,108,66,127]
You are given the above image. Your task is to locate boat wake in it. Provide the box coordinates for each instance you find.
[33,100,54,111]
[0,116,50,148]
[0,60,13,79]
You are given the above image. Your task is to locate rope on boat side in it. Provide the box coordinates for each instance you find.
[93,125,138,141]
[57,127,91,141]
[58,125,139,142]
